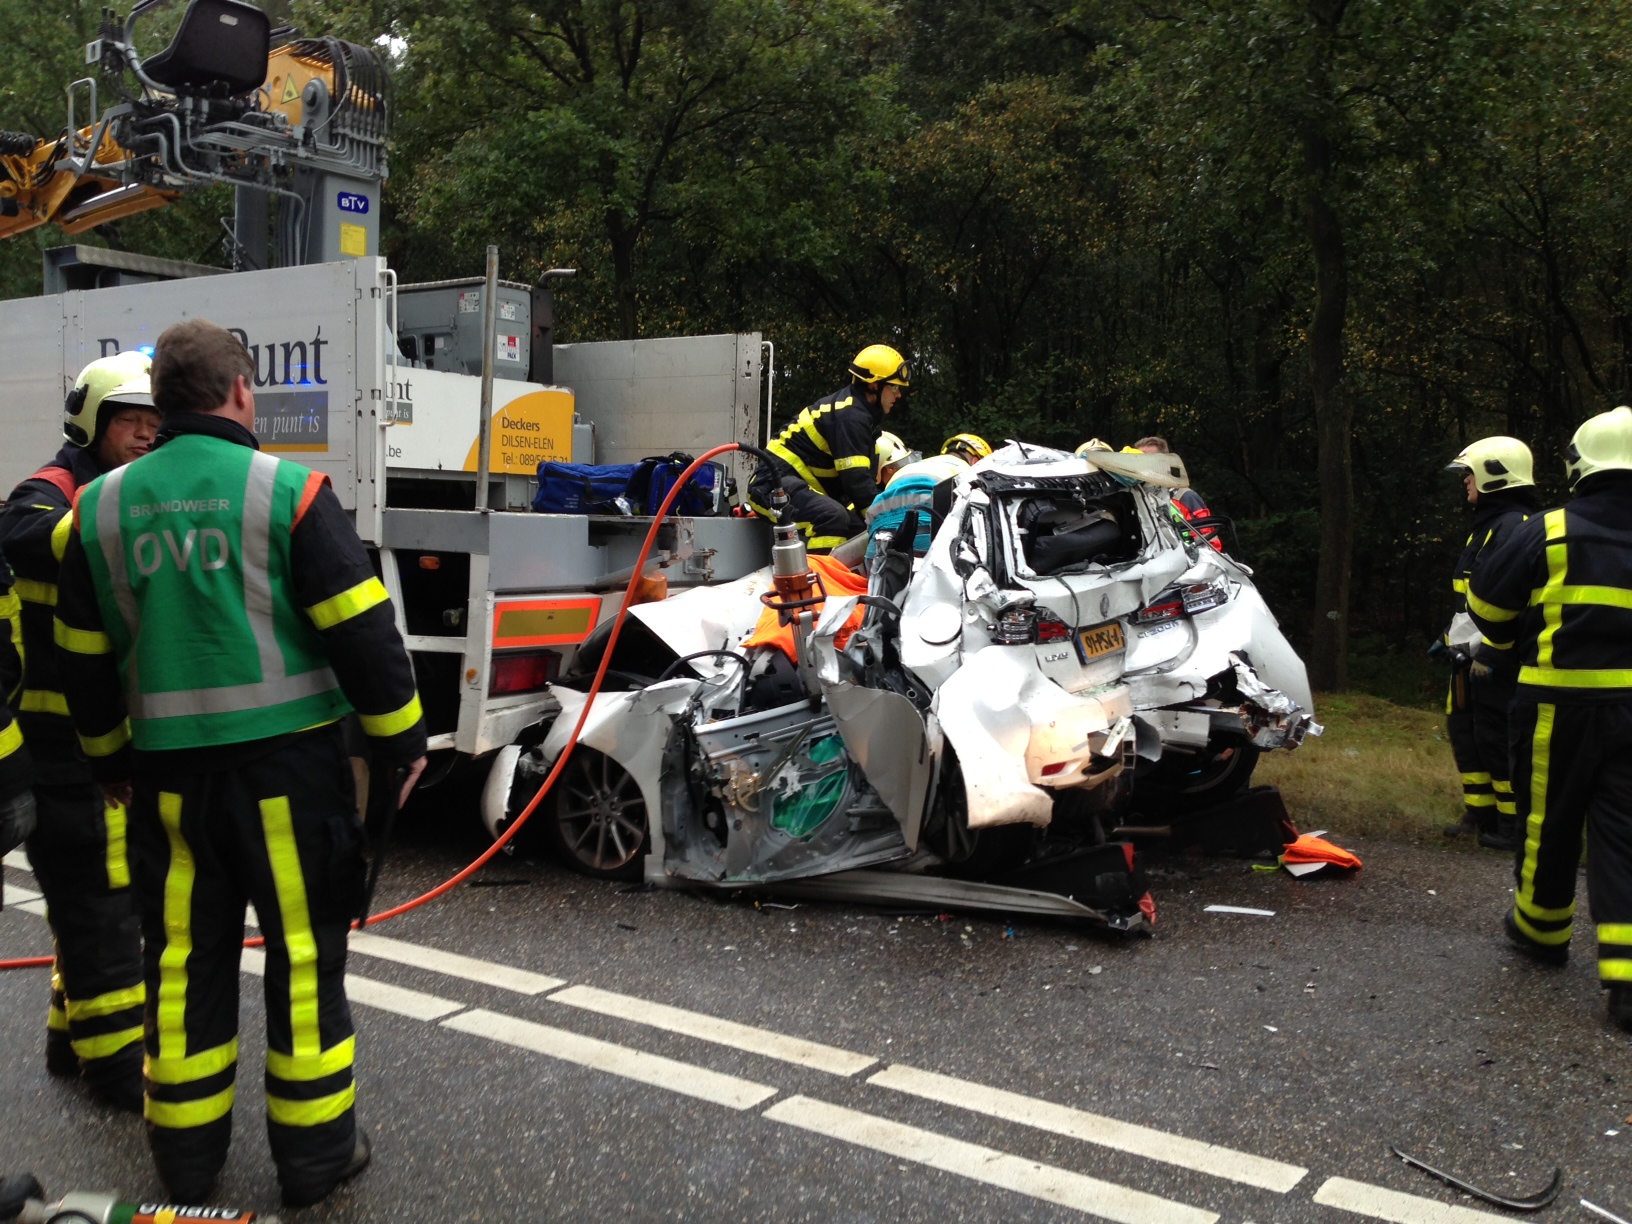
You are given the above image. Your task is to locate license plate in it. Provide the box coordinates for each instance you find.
[1078,621,1126,660]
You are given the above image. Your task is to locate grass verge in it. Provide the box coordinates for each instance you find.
[1254,692,1461,841]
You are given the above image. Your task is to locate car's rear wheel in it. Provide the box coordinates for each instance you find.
[543,747,650,881]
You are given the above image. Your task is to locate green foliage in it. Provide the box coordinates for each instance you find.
[5,0,1631,695]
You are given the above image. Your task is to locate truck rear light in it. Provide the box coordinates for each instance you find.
[489,650,559,696]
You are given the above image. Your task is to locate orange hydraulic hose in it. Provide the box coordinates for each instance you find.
[1,443,753,970]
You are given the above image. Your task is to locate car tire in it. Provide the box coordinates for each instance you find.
[1137,738,1260,813]
[540,747,650,881]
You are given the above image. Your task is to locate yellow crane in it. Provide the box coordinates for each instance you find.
[0,0,386,263]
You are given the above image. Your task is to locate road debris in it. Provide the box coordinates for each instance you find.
[1205,905,1276,917]
[1388,1144,1561,1212]
[1582,1200,1632,1224]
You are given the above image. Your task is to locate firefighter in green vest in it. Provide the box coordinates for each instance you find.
[55,319,428,1208]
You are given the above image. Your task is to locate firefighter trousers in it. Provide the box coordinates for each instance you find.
[1446,666,1515,831]
[128,724,365,1201]
[26,781,145,1095]
[1508,699,1632,982]
[748,464,863,554]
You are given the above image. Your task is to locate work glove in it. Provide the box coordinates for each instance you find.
[0,788,37,858]
[1468,659,1493,680]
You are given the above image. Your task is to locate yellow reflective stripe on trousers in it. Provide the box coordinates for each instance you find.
[1535,509,1569,669]
[65,982,144,1021]
[157,792,195,1061]
[267,1083,355,1127]
[47,1003,69,1032]
[14,578,56,606]
[20,689,69,716]
[0,720,21,761]
[146,1084,235,1129]
[53,617,112,654]
[1601,959,1632,982]
[1460,771,1492,786]
[267,1034,355,1082]
[1463,793,1498,807]
[261,795,320,1059]
[79,719,131,758]
[71,1026,143,1059]
[1519,666,1632,688]
[305,576,390,631]
[360,692,422,738]
[1600,924,1632,944]
[147,1038,239,1085]
[105,800,130,889]
[1518,703,1555,918]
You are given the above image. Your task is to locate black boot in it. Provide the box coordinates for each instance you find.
[1478,821,1520,852]
[281,1130,371,1209]
[1503,910,1569,967]
[45,1029,78,1078]
[1443,816,1479,839]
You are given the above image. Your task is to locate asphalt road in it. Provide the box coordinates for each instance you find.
[3,802,1630,1223]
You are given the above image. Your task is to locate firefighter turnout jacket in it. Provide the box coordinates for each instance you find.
[55,412,426,770]
[0,445,108,780]
[1468,477,1632,701]
[767,382,886,512]
[0,554,32,802]
[1450,492,1533,667]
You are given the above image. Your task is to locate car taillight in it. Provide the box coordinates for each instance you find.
[994,608,1038,645]
[490,650,559,696]
[1181,578,1229,614]
[1036,617,1072,643]
[1134,597,1185,624]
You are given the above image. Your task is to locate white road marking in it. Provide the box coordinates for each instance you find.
[1313,1177,1517,1222]
[550,983,876,1077]
[870,1063,1306,1193]
[15,899,46,916]
[240,948,466,1022]
[4,883,41,903]
[2,848,29,871]
[349,930,566,995]
[765,1095,1219,1224]
[443,1007,778,1111]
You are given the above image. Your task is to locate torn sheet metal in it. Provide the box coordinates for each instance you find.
[1229,652,1323,748]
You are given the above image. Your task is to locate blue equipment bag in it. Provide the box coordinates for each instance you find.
[532,461,640,514]
[627,452,720,516]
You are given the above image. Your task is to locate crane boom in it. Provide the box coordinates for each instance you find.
[0,1,387,264]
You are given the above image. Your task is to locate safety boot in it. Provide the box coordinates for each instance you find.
[1503,910,1569,967]
[1478,820,1520,853]
[1442,816,1479,839]
[1609,985,1632,1033]
[281,1129,371,1209]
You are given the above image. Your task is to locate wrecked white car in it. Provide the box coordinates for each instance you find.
[484,444,1320,929]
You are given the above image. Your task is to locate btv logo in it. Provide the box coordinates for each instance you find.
[337,192,370,214]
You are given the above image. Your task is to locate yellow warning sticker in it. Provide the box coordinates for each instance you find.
[339,222,367,257]
[280,75,299,105]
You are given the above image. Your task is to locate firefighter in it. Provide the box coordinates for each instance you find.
[1440,437,1537,850]
[0,554,37,865]
[1468,406,1632,1030]
[55,320,428,1206]
[0,351,158,1110]
[866,433,991,559]
[1132,435,1222,550]
[749,344,910,553]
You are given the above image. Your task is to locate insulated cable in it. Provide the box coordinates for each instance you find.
[1,442,771,970]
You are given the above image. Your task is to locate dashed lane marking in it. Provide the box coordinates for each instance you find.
[2,849,29,871]
[349,930,566,995]
[1313,1177,1518,1223]
[443,1007,779,1110]
[765,1095,1219,1224]
[869,1063,1307,1193]
[549,983,876,1077]
[241,948,466,1021]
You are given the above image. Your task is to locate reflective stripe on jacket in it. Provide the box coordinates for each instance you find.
[766,383,883,510]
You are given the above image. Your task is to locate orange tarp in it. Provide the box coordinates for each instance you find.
[1280,833,1362,871]
[741,555,870,663]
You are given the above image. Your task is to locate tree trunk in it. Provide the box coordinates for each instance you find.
[608,212,639,340]
[1303,10,1351,693]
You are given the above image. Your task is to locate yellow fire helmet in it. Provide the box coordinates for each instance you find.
[1566,407,1632,491]
[1446,435,1534,494]
[942,433,992,462]
[64,350,153,448]
[876,430,911,468]
[848,344,911,387]
[1074,438,1113,456]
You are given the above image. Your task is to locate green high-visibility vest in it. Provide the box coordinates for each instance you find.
[78,433,351,751]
